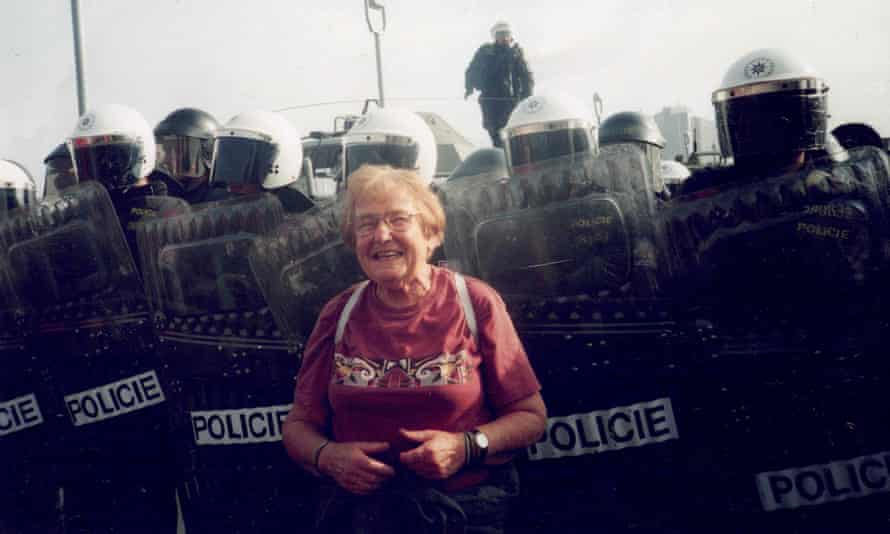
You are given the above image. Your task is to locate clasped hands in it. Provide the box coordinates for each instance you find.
[316,428,466,495]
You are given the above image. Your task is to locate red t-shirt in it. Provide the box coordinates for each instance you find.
[293,266,541,484]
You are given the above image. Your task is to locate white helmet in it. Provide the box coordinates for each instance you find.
[67,104,155,190]
[712,48,829,164]
[660,160,691,185]
[343,108,437,185]
[210,110,303,190]
[501,92,598,176]
[0,159,37,216]
[491,21,512,40]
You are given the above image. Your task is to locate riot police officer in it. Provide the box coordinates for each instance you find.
[209,110,318,212]
[43,143,76,200]
[67,104,175,256]
[599,111,668,199]
[682,48,830,194]
[341,107,438,184]
[153,107,220,204]
[465,21,534,148]
[0,159,38,214]
[501,92,598,178]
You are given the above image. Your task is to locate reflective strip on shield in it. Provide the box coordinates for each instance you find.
[191,404,293,446]
[757,452,890,512]
[527,397,679,461]
[0,393,44,437]
[64,370,166,427]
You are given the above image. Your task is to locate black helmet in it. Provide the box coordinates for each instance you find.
[599,111,665,148]
[713,48,829,166]
[44,143,76,198]
[831,122,883,150]
[154,107,220,190]
[448,148,508,182]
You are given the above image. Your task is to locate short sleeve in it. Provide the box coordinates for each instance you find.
[289,291,350,429]
[468,277,542,409]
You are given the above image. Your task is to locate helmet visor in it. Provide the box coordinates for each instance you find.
[157,135,213,186]
[69,135,144,189]
[508,128,592,173]
[344,141,419,180]
[715,89,828,161]
[209,137,279,188]
[0,187,37,216]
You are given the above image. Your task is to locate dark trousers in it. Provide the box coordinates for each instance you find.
[480,97,517,148]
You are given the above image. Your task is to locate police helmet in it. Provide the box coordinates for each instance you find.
[599,111,665,148]
[343,108,437,185]
[44,143,76,199]
[448,147,508,182]
[660,160,691,189]
[501,92,598,176]
[831,122,883,150]
[210,111,303,191]
[67,104,156,190]
[0,159,38,217]
[491,21,512,41]
[713,48,829,165]
[154,107,220,190]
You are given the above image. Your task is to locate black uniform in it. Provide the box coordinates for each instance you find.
[465,42,534,147]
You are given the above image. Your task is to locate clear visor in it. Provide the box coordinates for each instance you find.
[0,187,37,216]
[157,135,213,186]
[68,134,144,188]
[344,140,419,180]
[508,128,592,174]
[209,137,279,188]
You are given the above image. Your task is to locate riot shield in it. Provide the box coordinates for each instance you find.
[439,147,693,532]
[0,224,64,533]
[650,146,890,532]
[249,201,365,344]
[0,181,180,533]
[139,193,317,533]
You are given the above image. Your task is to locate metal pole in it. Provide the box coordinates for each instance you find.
[364,0,387,108]
[70,0,88,116]
[373,33,385,107]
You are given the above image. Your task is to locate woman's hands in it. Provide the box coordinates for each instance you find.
[317,441,395,495]
[398,428,466,480]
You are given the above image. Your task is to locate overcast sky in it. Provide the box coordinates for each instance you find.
[2,0,889,188]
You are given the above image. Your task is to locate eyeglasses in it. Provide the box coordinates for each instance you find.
[355,211,418,237]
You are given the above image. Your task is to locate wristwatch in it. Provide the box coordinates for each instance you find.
[467,429,489,465]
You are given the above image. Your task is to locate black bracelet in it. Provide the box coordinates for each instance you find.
[313,439,330,473]
[463,432,471,467]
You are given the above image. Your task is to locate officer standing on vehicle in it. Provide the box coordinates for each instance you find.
[152,107,220,204]
[465,21,534,148]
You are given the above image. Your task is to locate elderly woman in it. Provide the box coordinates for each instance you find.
[282,164,546,533]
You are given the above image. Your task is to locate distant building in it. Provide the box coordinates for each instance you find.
[654,106,719,162]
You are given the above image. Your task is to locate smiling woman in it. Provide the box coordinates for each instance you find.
[282,164,547,533]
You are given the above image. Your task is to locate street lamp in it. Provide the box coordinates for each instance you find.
[364,0,386,107]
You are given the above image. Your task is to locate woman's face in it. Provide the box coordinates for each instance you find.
[353,187,439,290]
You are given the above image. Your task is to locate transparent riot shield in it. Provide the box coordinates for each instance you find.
[650,146,890,533]
[249,201,365,344]
[0,230,64,533]
[0,181,180,533]
[139,193,317,533]
[438,148,694,533]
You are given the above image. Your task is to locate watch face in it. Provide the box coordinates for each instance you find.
[474,431,489,449]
